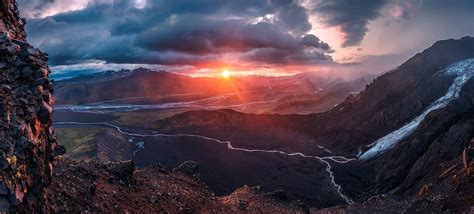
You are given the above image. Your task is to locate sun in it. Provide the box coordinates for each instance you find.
[222,69,231,78]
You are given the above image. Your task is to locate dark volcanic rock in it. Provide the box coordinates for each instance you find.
[0,0,62,212]
[266,190,289,201]
[173,160,199,176]
[0,0,26,41]
[105,160,135,186]
[368,78,474,195]
[44,158,304,213]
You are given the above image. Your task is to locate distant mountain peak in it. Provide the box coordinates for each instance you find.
[402,36,474,67]
[131,67,153,73]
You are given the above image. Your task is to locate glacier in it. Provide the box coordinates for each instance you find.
[359,58,474,160]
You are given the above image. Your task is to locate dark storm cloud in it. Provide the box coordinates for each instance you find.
[134,19,314,55]
[21,0,334,67]
[301,35,331,51]
[314,0,389,47]
[242,47,331,65]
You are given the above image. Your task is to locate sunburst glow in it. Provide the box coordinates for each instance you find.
[222,69,231,78]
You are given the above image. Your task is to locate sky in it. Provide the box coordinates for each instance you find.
[18,0,474,79]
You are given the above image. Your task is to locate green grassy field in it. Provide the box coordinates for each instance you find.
[56,128,105,160]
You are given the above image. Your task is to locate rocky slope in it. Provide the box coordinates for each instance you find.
[334,76,474,201]
[45,158,304,213]
[326,151,474,213]
[0,1,63,212]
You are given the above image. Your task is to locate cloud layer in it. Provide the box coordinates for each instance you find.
[19,0,474,76]
[23,0,333,68]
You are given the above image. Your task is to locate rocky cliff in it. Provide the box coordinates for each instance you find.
[0,0,26,41]
[0,0,62,211]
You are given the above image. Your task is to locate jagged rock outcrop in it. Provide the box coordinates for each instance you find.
[173,160,199,176]
[0,0,62,211]
[0,0,26,41]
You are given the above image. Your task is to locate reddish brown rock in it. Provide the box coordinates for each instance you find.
[0,0,26,41]
[44,158,304,213]
[0,0,62,212]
